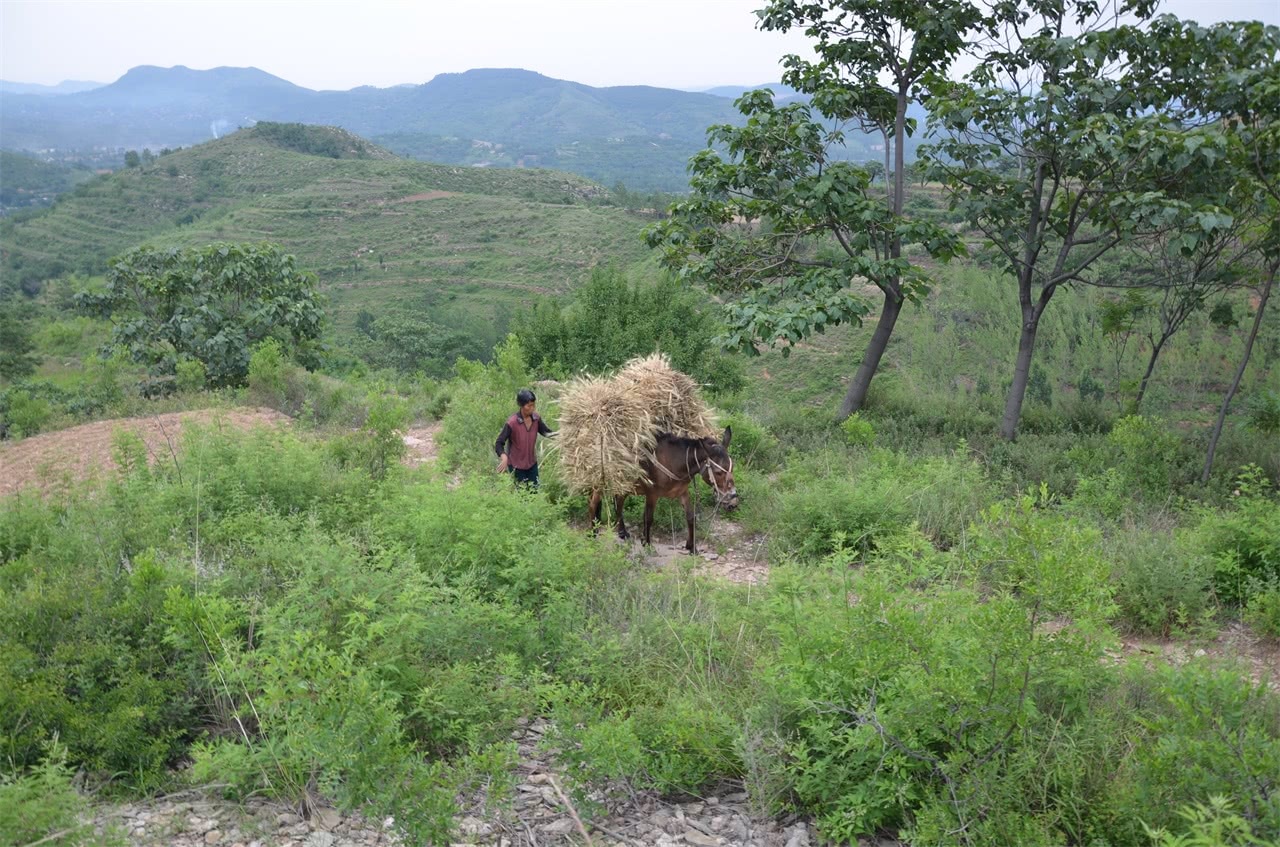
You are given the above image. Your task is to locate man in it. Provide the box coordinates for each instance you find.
[494,388,553,489]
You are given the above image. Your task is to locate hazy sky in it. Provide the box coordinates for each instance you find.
[2,0,1277,92]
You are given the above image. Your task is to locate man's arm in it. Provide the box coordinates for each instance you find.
[495,423,513,458]
[538,418,554,437]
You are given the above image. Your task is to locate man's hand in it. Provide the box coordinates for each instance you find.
[497,454,509,473]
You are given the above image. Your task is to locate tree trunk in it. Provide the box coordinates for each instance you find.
[883,129,892,206]
[1133,334,1169,411]
[838,90,911,420]
[1202,265,1275,484]
[892,92,908,217]
[840,291,903,418]
[1000,303,1041,441]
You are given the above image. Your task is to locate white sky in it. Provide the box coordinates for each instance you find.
[2,0,1277,92]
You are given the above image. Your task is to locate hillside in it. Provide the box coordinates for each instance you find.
[0,150,96,213]
[0,124,654,331]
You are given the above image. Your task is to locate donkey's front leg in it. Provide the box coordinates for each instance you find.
[642,494,657,547]
[614,494,629,539]
[681,491,697,554]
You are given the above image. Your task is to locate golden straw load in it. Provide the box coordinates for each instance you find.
[614,353,717,438]
[554,376,657,496]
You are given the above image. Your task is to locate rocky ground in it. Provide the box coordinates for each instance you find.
[93,718,858,847]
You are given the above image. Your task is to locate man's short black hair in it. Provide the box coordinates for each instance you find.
[516,388,536,406]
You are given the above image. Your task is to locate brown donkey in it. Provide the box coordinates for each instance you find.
[589,427,737,554]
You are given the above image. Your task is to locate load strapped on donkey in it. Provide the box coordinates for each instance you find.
[554,354,737,554]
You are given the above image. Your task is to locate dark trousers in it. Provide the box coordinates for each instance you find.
[508,463,539,490]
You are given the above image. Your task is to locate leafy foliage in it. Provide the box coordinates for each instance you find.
[647,92,964,360]
[514,267,744,391]
[0,312,39,381]
[0,742,119,847]
[76,242,324,388]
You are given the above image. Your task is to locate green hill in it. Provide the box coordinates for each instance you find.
[0,124,655,330]
[0,150,96,213]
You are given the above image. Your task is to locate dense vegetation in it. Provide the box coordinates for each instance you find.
[2,3,1279,846]
[0,151,95,214]
[2,332,1279,845]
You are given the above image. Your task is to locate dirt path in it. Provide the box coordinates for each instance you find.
[93,717,829,847]
[400,422,441,467]
[1114,622,1280,692]
[631,518,770,586]
[0,408,292,498]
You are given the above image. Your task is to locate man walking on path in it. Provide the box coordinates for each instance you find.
[495,388,554,489]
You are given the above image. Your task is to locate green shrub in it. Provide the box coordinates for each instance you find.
[330,390,408,480]
[514,267,744,392]
[766,448,994,557]
[718,410,781,470]
[0,548,196,789]
[379,478,589,604]
[960,493,1116,621]
[246,337,297,412]
[1244,587,1280,639]
[2,389,53,437]
[760,553,1112,843]
[1246,389,1280,435]
[986,432,1092,496]
[1107,527,1216,636]
[409,654,548,755]
[556,690,743,797]
[0,742,120,847]
[1064,415,1201,504]
[174,357,207,393]
[1145,795,1273,847]
[1123,662,1280,838]
[840,413,875,448]
[190,625,483,845]
[1195,467,1280,607]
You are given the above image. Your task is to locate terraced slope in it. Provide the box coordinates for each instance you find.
[1,125,655,329]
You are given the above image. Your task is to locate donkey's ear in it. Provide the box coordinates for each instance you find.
[721,426,732,451]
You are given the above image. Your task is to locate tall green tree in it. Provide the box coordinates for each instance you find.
[76,242,325,388]
[0,312,39,381]
[925,0,1234,440]
[1138,17,1280,480]
[650,0,981,417]
[514,267,745,391]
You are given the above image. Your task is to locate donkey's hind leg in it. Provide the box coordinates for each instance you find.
[588,490,603,536]
[642,493,657,547]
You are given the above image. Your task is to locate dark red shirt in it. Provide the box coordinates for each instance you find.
[495,412,551,470]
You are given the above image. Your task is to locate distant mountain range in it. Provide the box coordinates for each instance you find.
[0,66,919,191]
[0,79,104,96]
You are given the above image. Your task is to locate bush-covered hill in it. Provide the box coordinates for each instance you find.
[2,339,1278,847]
[0,150,95,214]
[0,124,654,331]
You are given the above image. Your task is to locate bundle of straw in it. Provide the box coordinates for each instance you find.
[615,353,717,438]
[553,376,657,496]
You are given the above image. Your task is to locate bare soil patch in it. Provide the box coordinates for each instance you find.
[1116,622,1280,691]
[401,422,442,467]
[0,408,291,498]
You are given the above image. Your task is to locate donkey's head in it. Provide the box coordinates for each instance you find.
[699,426,738,510]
